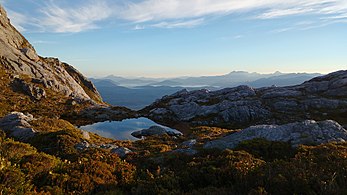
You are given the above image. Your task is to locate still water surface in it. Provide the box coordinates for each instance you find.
[79,117,175,141]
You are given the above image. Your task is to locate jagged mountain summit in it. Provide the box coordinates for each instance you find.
[0,5,101,104]
[142,70,347,129]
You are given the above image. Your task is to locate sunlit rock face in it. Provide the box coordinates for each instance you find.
[0,5,102,103]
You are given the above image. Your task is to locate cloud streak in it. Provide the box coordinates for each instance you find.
[38,0,113,33]
[5,0,347,33]
[6,9,28,32]
[120,0,347,21]
[151,18,205,29]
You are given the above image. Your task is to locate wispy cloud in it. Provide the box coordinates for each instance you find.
[5,0,347,33]
[38,0,113,33]
[120,0,347,21]
[151,18,204,28]
[6,10,28,32]
[32,40,57,44]
[133,24,145,30]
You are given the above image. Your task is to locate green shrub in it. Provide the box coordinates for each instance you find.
[0,166,33,194]
[235,138,296,161]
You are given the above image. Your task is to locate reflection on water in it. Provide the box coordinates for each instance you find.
[79,117,175,141]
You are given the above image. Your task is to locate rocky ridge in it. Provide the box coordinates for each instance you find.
[143,70,347,128]
[204,120,347,149]
[0,5,102,103]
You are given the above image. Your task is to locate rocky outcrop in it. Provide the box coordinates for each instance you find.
[12,78,46,100]
[204,120,347,149]
[0,112,36,141]
[131,125,183,138]
[171,139,198,155]
[0,5,102,103]
[143,70,347,128]
[67,105,137,126]
[111,147,132,157]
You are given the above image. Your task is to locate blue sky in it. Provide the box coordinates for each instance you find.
[1,0,347,77]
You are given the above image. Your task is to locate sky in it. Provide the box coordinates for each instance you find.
[1,0,347,78]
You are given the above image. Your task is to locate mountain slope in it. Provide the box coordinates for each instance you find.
[0,5,103,118]
[0,5,102,105]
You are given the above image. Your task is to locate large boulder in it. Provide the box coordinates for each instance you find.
[111,147,132,157]
[204,120,347,149]
[0,112,36,141]
[131,125,183,138]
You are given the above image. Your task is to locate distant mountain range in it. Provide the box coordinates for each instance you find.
[90,78,185,110]
[91,71,322,110]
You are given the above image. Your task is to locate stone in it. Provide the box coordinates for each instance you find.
[81,130,90,140]
[111,147,132,157]
[72,106,136,125]
[204,120,347,149]
[75,140,90,151]
[0,112,36,141]
[20,48,39,61]
[131,125,183,138]
[181,139,197,148]
[12,78,47,100]
[100,144,118,150]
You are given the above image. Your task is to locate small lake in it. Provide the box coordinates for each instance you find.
[79,117,177,141]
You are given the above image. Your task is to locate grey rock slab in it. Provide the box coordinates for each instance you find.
[111,147,132,157]
[131,125,183,138]
[204,120,347,149]
[0,112,36,141]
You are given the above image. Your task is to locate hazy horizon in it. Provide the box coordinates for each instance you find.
[2,0,346,77]
[91,70,325,79]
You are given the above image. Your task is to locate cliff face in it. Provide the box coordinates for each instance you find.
[0,5,102,103]
[143,70,347,128]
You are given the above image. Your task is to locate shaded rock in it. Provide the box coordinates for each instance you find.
[131,125,183,138]
[20,47,39,61]
[12,78,46,100]
[0,112,36,141]
[171,148,198,156]
[204,120,347,149]
[75,140,90,151]
[111,147,132,157]
[69,105,137,126]
[181,139,197,148]
[100,144,118,150]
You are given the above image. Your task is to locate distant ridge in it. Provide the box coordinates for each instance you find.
[99,71,322,88]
